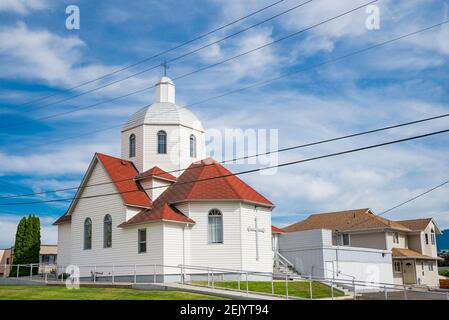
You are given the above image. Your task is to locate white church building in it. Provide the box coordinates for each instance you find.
[54,77,283,281]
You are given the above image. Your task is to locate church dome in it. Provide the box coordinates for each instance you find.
[122,77,204,132]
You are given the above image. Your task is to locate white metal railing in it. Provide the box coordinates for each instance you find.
[274,252,295,269]
[1,262,449,300]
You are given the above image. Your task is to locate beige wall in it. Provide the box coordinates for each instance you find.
[415,260,439,287]
[407,234,422,253]
[420,222,438,257]
[347,232,387,250]
[386,232,407,250]
[0,248,13,275]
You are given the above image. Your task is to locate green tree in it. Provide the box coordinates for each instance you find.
[9,215,41,277]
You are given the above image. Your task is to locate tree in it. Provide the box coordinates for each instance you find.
[9,215,41,277]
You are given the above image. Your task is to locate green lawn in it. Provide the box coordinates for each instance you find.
[0,285,225,300]
[194,280,345,299]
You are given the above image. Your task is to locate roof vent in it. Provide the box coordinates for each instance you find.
[121,160,127,165]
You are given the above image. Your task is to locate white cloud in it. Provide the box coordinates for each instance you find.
[0,141,119,176]
[0,0,48,15]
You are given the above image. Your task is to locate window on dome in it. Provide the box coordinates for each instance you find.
[157,130,167,154]
[129,134,136,158]
[84,218,92,250]
[103,214,112,248]
[208,209,223,244]
[190,134,196,158]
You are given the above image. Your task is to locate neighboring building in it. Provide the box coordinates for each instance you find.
[0,245,58,275]
[281,208,442,288]
[54,77,280,281]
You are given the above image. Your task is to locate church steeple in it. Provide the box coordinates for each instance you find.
[154,76,175,104]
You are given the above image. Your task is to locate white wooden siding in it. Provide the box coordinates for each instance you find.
[66,159,164,275]
[240,204,273,273]
[57,223,71,267]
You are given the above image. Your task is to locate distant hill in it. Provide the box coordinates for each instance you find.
[437,229,449,251]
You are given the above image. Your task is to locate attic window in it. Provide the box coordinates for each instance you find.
[431,229,435,245]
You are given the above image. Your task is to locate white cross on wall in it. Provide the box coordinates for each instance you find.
[247,216,265,261]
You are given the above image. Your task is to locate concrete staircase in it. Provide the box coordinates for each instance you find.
[273,252,300,279]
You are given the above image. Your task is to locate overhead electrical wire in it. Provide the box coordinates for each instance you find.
[0,0,375,130]
[5,18,449,153]
[1,126,448,206]
[2,111,449,200]
[16,0,287,107]
[13,0,314,112]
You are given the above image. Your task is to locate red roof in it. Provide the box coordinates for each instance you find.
[137,166,177,182]
[163,158,273,206]
[96,153,151,207]
[120,203,195,226]
[272,225,284,233]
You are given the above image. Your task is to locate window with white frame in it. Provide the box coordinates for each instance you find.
[190,134,197,158]
[341,233,350,246]
[208,209,223,244]
[157,130,167,154]
[393,232,399,244]
[425,233,429,245]
[129,134,136,158]
[428,262,434,271]
[84,218,92,250]
[393,261,402,273]
[431,229,435,245]
[103,214,112,248]
[138,229,147,253]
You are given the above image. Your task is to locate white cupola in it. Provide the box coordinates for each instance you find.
[121,77,206,176]
[154,76,175,104]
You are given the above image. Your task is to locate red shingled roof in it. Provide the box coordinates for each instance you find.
[96,153,151,208]
[164,158,273,206]
[272,225,284,233]
[137,166,177,182]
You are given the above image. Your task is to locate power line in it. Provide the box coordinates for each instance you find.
[16,0,286,107]
[2,111,449,200]
[6,17,449,153]
[332,180,449,233]
[1,126,448,206]
[379,180,449,215]
[12,0,313,114]
[0,0,375,130]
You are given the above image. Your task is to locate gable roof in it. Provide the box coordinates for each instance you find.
[54,153,151,225]
[283,208,411,233]
[163,158,273,206]
[136,166,177,182]
[96,153,151,207]
[396,218,441,234]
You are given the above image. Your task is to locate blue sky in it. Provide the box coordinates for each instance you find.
[1,0,449,247]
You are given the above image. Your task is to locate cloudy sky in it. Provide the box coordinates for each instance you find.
[1,0,449,248]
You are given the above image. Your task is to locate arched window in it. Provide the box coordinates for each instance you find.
[84,218,92,250]
[208,209,223,244]
[104,214,112,248]
[431,228,436,245]
[129,134,136,158]
[157,130,167,154]
[190,134,197,158]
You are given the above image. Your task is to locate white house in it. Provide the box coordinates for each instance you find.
[54,77,282,281]
[280,209,442,288]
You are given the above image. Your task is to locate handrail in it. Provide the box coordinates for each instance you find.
[274,252,294,269]
[2,262,447,296]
